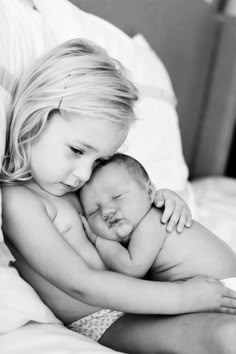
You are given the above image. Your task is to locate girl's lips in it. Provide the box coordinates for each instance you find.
[61,182,80,191]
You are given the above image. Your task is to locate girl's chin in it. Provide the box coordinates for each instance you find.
[39,183,68,196]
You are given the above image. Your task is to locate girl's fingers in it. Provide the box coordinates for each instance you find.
[154,190,164,208]
[166,206,182,233]
[221,297,236,309]
[161,200,175,224]
[176,210,188,233]
[219,287,236,313]
[185,213,192,227]
[222,286,236,300]
[218,307,236,315]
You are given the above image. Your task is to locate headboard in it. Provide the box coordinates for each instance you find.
[70,0,221,178]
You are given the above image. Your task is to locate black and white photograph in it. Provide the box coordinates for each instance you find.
[1,1,236,353]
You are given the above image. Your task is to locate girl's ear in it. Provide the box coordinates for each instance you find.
[147,180,157,204]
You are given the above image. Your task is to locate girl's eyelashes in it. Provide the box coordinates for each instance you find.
[93,159,102,168]
[93,157,109,167]
[70,146,84,155]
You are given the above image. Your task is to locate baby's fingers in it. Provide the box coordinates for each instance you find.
[80,214,89,230]
[79,214,97,244]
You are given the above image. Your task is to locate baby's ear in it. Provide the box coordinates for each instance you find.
[147,180,157,204]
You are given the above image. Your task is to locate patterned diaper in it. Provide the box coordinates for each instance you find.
[68,309,124,341]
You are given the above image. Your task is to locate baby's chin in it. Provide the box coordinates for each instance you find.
[96,221,134,243]
[110,222,134,243]
[116,222,133,239]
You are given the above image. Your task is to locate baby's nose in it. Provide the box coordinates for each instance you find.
[102,209,116,222]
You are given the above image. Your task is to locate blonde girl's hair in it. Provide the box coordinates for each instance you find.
[0,38,138,185]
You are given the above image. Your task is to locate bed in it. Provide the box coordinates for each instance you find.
[1,0,236,353]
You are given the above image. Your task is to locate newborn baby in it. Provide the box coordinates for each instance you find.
[80,153,236,283]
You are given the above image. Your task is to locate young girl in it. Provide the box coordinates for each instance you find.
[1,39,236,354]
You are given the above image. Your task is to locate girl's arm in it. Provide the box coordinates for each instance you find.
[3,186,236,315]
[82,208,166,278]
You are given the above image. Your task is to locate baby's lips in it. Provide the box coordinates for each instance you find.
[116,222,133,239]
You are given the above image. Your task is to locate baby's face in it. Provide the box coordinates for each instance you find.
[80,163,152,243]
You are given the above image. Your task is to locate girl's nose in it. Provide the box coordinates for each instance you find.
[73,163,93,184]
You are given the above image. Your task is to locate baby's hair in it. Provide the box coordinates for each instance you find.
[1,39,138,184]
[90,153,150,187]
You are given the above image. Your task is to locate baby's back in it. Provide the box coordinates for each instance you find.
[149,220,236,281]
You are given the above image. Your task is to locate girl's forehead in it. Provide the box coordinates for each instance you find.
[53,112,128,154]
[68,115,127,137]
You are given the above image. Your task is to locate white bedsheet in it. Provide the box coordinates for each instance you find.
[1,322,120,354]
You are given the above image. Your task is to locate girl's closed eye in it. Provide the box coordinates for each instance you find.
[70,146,84,155]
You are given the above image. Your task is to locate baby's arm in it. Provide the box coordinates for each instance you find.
[84,208,167,278]
[3,186,236,316]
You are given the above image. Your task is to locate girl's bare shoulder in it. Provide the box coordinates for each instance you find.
[1,184,57,221]
[2,184,41,202]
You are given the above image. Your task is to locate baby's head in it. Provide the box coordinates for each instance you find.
[1,39,138,185]
[80,153,156,243]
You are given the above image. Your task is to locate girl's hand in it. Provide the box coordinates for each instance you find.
[80,214,98,245]
[182,276,236,315]
[154,189,192,233]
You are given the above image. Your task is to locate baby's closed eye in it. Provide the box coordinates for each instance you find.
[88,208,99,217]
[113,194,123,199]
[113,191,128,199]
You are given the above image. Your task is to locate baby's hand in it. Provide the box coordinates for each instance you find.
[80,214,98,245]
[154,189,192,233]
[182,276,236,315]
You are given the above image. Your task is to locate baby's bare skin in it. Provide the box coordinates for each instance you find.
[90,204,236,282]
[148,210,236,281]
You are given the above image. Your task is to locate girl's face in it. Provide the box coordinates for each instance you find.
[29,112,127,196]
[80,163,151,243]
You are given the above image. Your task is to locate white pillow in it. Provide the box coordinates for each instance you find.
[0,0,46,267]
[0,267,60,333]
